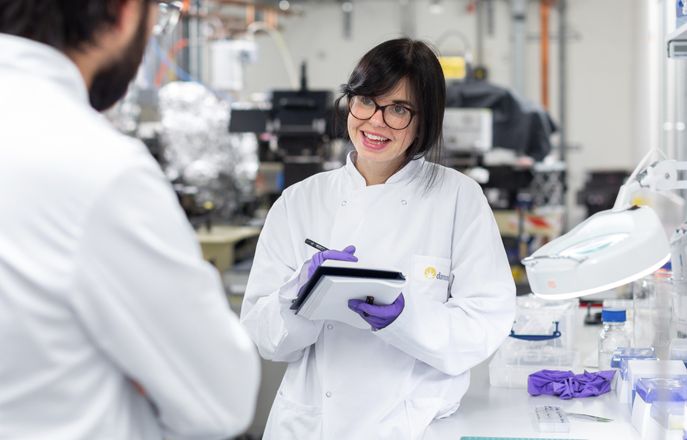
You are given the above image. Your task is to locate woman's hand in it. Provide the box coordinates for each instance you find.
[307,245,358,279]
[348,293,405,330]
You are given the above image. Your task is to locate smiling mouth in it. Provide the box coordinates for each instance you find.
[361,131,390,148]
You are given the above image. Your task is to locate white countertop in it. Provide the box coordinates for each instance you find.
[424,307,642,440]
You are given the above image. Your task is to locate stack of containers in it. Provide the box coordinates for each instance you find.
[631,376,687,439]
[613,347,657,404]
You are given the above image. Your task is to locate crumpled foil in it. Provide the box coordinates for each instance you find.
[158,81,258,220]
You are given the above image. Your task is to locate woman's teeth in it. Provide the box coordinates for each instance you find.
[364,132,389,142]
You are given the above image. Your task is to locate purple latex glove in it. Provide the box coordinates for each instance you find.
[348,293,405,331]
[307,245,358,279]
[528,369,616,400]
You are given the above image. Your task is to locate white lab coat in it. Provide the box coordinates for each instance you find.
[241,152,516,439]
[0,34,259,440]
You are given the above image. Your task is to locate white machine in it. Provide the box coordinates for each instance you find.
[442,108,492,153]
[523,149,687,299]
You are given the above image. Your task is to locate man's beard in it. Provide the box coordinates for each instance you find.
[89,6,149,112]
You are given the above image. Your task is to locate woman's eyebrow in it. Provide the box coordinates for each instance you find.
[390,99,414,107]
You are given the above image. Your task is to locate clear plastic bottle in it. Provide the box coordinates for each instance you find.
[598,308,631,370]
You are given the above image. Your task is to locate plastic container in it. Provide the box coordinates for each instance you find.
[612,347,656,371]
[489,295,578,388]
[632,377,687,436]
[650,401,685,430]
[672,279,687,340]
[636,377,687,403]
[633,272,674,359]
[670,339,687,367]
[599,308,631,370]
[626,360,687,407]
[534,405,570,433]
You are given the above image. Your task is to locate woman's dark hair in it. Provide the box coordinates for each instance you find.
[334,38,446,188]
[0,0,128,50]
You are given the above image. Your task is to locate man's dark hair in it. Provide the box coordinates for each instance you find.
[334,38,447,189]
[0,0,127,50]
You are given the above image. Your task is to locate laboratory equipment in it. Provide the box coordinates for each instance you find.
[523,204,669,299]
[611,347,656,369]
[208,39,257,92]
[633,272,674,359]
[670,339,687,366]
[632,377,687,437]
[159,81,259,225]
[679,0,687,28]
[598,308,631,370]
[672,278,687,339]
[523,150,685,300]
[442,108,492,153]
[614,349,659,404]
[565,412,613,422]
[623,360,687,409]
[650,401,686,432]
[445,80,556,161]
[229,64,337,204]
[534,405,570,433]
[489,295,578,388]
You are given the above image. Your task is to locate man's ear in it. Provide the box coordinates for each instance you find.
[114,0,141,38]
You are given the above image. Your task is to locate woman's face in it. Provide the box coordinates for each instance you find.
[347,77,418,180]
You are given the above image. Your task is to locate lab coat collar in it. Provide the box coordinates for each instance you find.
[344,151,425,189]
[0,34,89,105]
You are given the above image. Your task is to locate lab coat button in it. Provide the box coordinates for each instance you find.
[401,199,407,205]
[341,200,347,206]
[327,324,334,330]
[325,391,332,398]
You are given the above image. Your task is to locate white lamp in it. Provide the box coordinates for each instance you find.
[523,150,686,300]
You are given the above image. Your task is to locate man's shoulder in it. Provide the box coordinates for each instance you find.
[53,105,159,182]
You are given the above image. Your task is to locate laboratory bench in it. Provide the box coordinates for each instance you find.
[425,309,642,440]
[424,364,640,439]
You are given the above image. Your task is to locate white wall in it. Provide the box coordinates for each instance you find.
[241,0,644,224]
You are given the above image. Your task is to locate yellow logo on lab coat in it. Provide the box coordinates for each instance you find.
[424,266,437,279]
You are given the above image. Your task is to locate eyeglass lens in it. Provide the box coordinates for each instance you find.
[349,96,413,130]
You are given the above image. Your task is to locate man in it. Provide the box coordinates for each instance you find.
[0,1,260,439]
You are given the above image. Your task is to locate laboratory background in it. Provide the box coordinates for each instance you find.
[106,0,687,438]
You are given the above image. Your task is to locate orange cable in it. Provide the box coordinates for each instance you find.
[154,38,189,87]
[540,0,551,110]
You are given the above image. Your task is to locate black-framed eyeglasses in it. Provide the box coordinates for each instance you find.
[348,95,416,130]
[154,1,183,36]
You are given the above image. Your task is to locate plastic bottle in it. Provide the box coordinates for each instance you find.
[598,308,631,370]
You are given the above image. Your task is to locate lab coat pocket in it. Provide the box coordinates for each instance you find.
[264,393,322,440]
[410,255,452,303]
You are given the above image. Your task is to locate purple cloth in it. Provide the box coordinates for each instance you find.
[348,293,405,331]
[528,369,616,400]
[307,245,358,279]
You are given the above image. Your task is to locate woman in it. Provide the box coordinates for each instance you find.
[240,38,515,439]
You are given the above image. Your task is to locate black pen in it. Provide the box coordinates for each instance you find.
[305,238,328,252]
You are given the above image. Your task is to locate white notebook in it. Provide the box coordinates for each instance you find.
[290,260,406,329]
